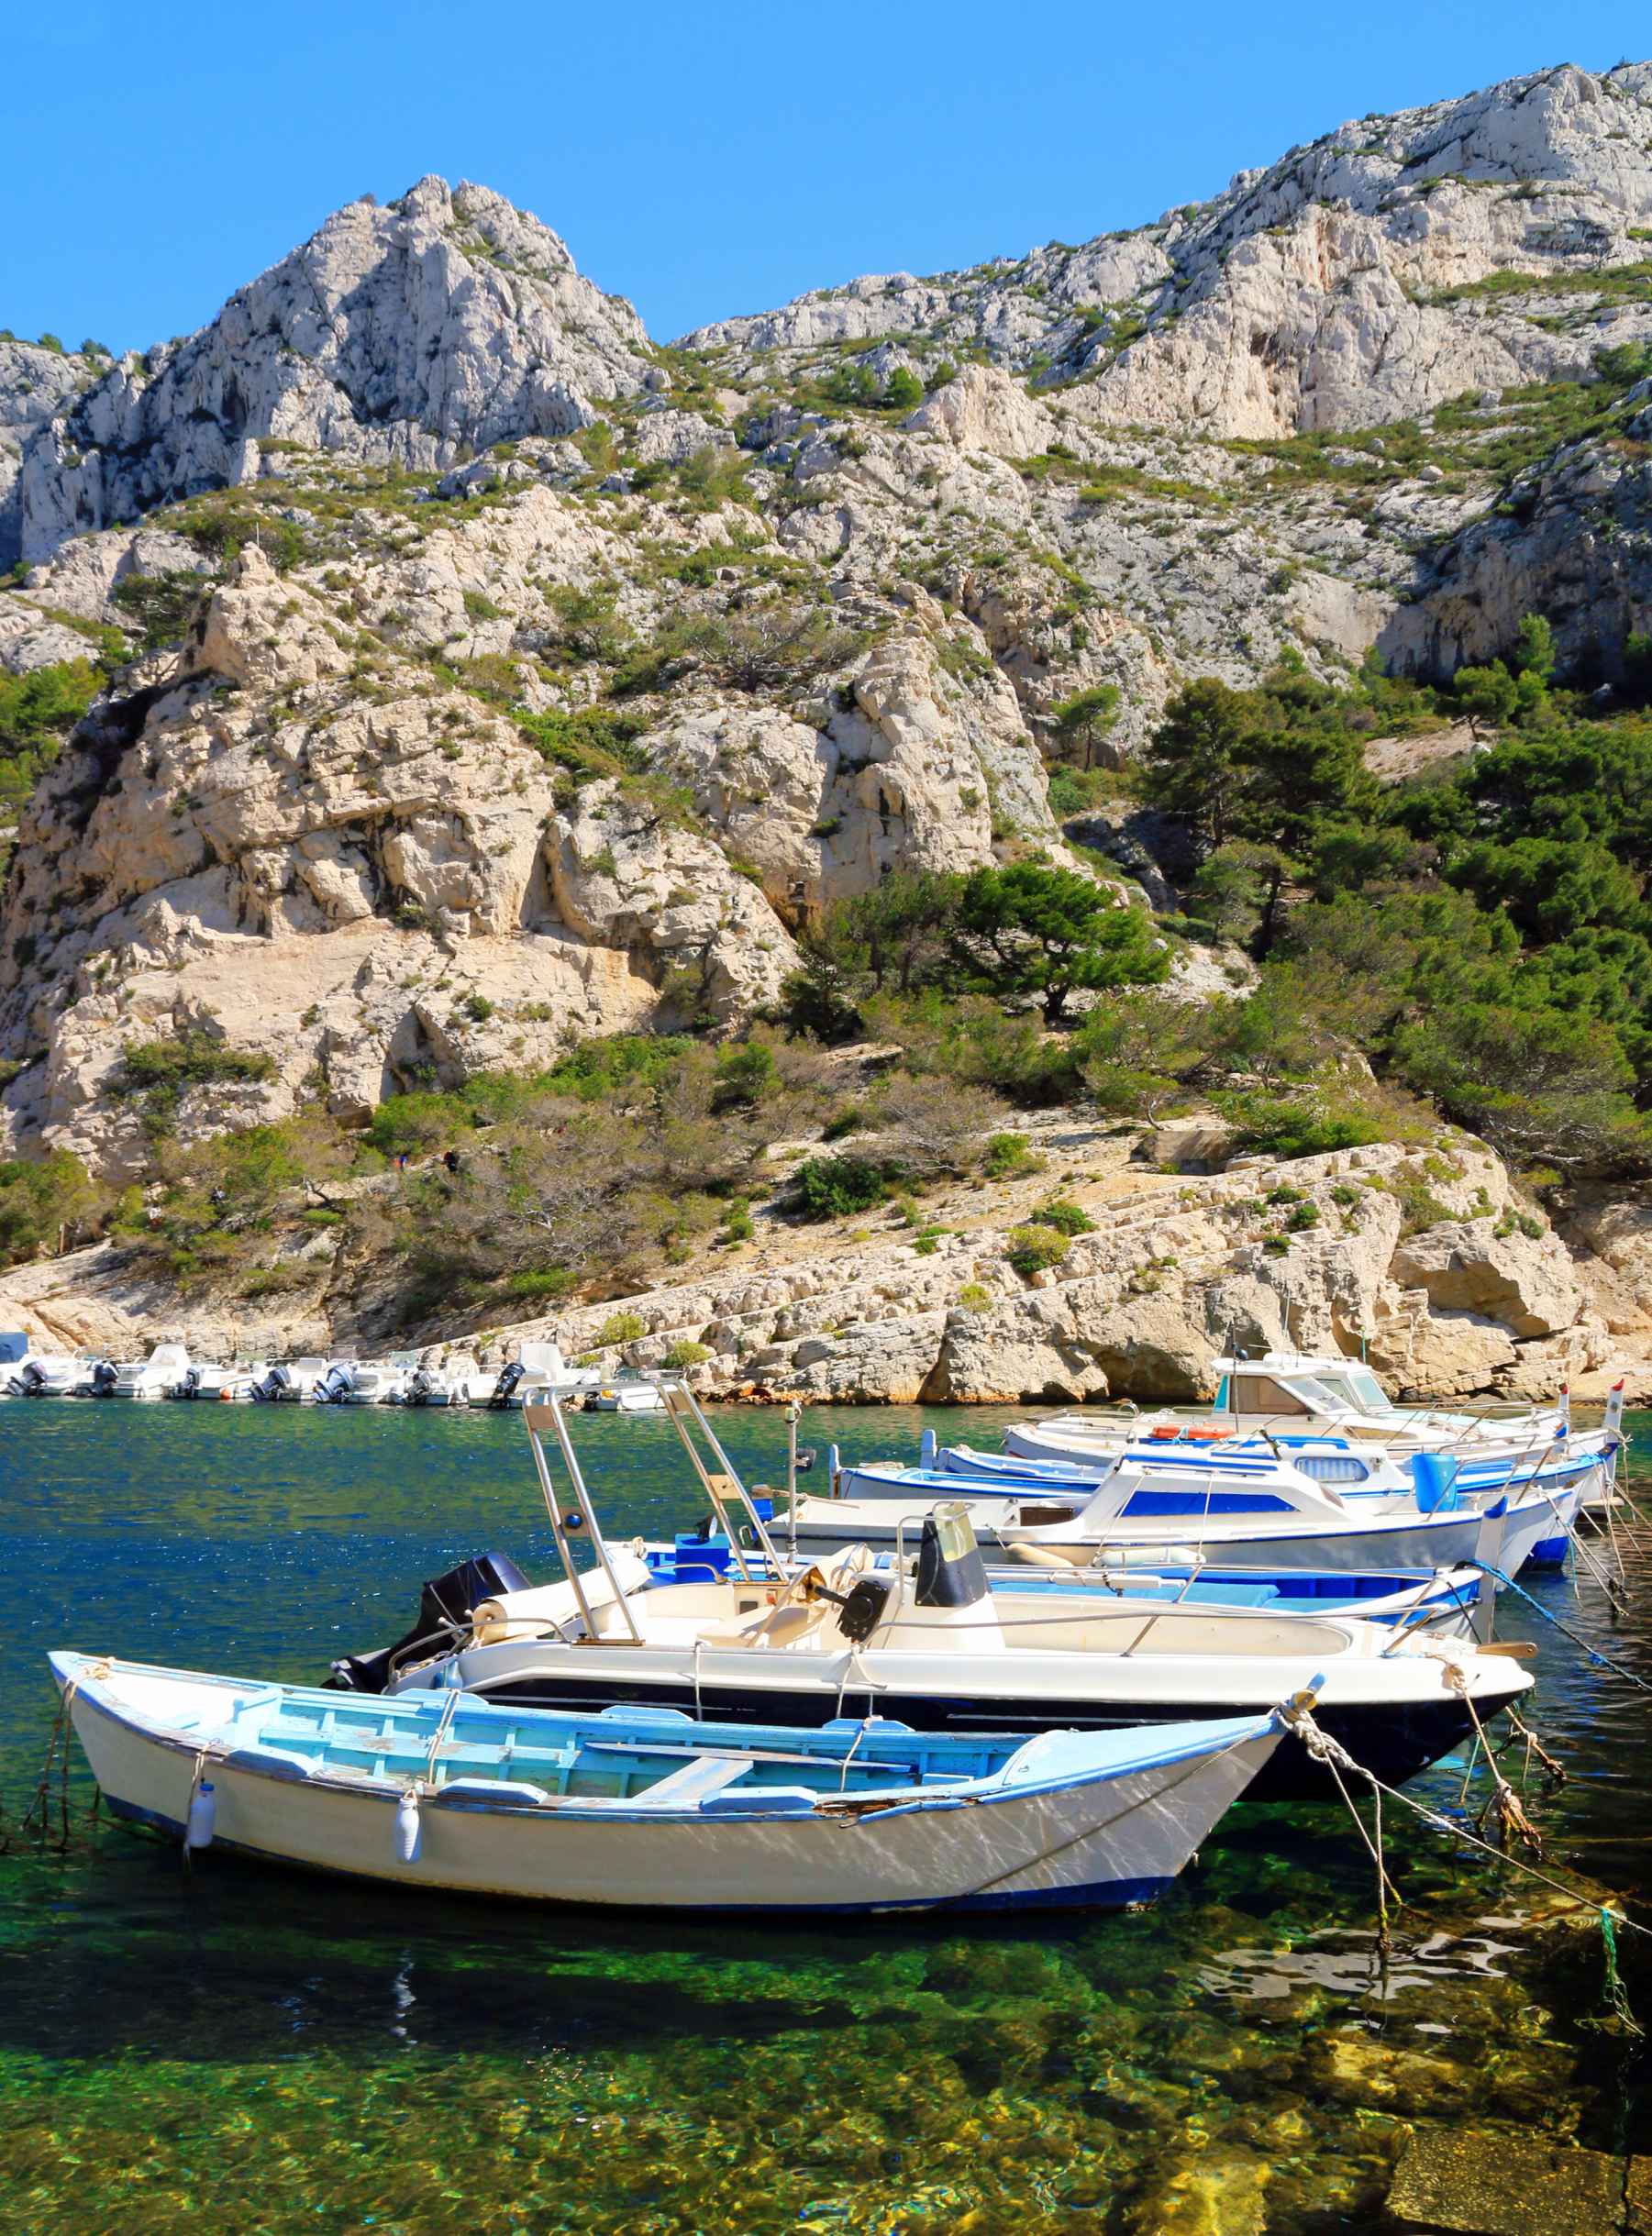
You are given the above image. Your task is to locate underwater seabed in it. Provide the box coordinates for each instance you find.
[1,1405,1649,2234]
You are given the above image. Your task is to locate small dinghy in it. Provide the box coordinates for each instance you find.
[47,1652,1288,1915]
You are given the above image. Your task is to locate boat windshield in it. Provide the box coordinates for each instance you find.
[1315,1368,1392,1412]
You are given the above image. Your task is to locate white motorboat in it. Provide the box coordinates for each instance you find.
[402,1356,492,1407]
[1004,1351,1617,1478]
[105,1343,192,1400]
[170,1359,267,1401]
[585,1372,666,1412]
[1,1333,88,1397]
[334,1398,1535,1803]
[482,1342,600,1409]
[344,1353,418,1406]
[50,1651,1289,1916]
[798,1442,1576,1577]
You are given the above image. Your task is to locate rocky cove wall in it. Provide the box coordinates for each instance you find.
[2,1122,1646,1406]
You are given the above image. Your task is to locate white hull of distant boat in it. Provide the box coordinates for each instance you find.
[169,1362,266,1401]
[1001,1350,1621,1479]
[107,1344,193,1400]
[787,1476,1571,1577]
[343,1356,417,1406]
[1,1336,93,1398]
[482,1344,602,1409]
[51,1654,1285,1914]
[585,1379,666,1412]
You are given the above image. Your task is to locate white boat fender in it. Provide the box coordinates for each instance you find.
[186,1779,216,1852]
[395,1788,422,1865]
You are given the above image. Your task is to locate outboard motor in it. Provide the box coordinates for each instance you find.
[914,1504,991,1611]
[14,1361,48,1398]
[249,1365,289,1402]
[313,1363,354,1405]
[89,1360,118,1399]
[405,1368,436,1407]
[327,1550,532,1693]
[487,1361,526,1410]
[176,1367,203,1400]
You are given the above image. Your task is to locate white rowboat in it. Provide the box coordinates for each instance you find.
[50,1652,1287,1915]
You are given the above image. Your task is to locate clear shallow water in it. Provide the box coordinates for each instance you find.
[0,1401,1648,2234]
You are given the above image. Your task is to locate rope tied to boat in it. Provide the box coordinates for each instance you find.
[23,1676,82,1853]
[1439,1661,1543,1857]
[1599,1909,1646,2039]
[1473,1562,1652,1696]
[1280,1693,1399,1949]
[1280,1694,1652,2042]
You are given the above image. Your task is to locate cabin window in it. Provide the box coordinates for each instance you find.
[1232,1376,1311,1415]
[1293,1456,1371,1485]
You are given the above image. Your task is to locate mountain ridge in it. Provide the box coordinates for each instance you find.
[0,56,1649,1400]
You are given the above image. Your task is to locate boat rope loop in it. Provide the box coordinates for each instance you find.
[1474,1563,1652,1696]
[1280,1695,1400,1949]
[22,1677,82,1853]
[1440,1661,1544,1857]
[1279,1696,1652,2008]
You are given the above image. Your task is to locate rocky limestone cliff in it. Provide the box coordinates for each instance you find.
[0,63,1649,1390]
[690,62,1652,439]
[16,179,652,565]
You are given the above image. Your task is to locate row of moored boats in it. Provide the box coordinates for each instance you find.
[40,1349,1642,1919]
[0,1335,660,1410]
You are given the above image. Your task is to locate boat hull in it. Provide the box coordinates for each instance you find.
[57,1660,1278,1914]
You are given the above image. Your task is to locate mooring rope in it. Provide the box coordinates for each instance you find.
[1474,1563,1652,1695]
[1280,1697,1652,2037]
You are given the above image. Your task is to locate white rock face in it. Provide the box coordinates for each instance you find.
[17,178,652,562]
[0,548,792,1169]
[692,61,1652,440]
[0,338,96,568]
[470,1130,1634,1404]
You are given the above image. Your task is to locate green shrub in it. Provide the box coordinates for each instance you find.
[983,1131,1044,1179]
[504,1267,577,1300]
[719,1198,754,1244]
[0,1151,106,1267]
[113,1034,277,1134]
[1220,1095,1387,1160]
[596,1310,648,1345]
[365,1091,468,1157]
[110,570,206,651]
[662,1338,712,1367]
[1005,1223,1071,1277]
[793,1155,892,1220]
[957,1281,992,1311]
[1261,1234,1291,1256]
[1284,1201,1320,1231]
[711,1040,777,1111]
[1035,1198,1096,1236]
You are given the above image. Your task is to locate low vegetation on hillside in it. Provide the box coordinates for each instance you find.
[5,605,1647,1326]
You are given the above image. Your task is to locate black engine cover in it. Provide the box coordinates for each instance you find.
[327,1550,531,1693]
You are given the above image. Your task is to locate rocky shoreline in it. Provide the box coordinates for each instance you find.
[4,1112,1646,1407]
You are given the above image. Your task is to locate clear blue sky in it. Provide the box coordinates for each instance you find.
[6,3,1646,352]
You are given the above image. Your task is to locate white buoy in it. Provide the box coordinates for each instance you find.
[395,1788,422,1864]
[185,1779,216,1851]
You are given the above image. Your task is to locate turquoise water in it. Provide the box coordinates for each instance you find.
[1,1400,1648,2233]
